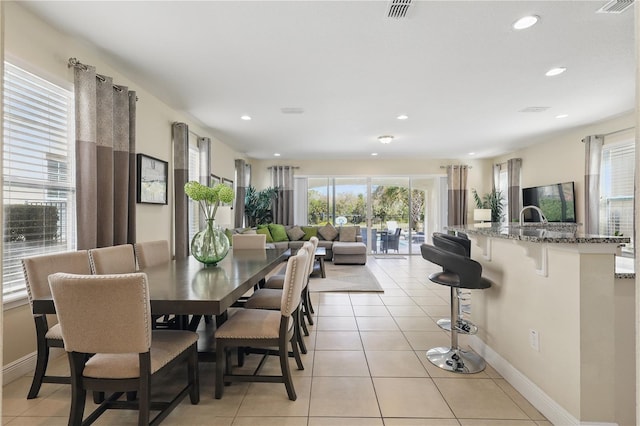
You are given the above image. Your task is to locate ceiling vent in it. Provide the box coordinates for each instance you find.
[519,107,550,113]
[597,0,634,13]
[280,107,305,114]
[387,0,412,18]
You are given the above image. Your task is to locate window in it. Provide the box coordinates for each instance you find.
[600,140,634,255]
[187,136,201,242]
[3,62,76,302]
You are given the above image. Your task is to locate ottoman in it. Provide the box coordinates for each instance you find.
[332,242,367,265]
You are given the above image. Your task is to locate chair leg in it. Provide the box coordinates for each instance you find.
[215,343,225,399]
[68,353,86,426]
[302,287,314,325]
[279,339,297,401]
[295,310,307,355]
[27,340,49,399]
[188,344,200,404]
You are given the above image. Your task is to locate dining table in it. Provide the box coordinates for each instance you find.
[32,247,290,360]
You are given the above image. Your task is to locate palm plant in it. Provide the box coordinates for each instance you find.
[472,188,505,223]
[244,185,279,227]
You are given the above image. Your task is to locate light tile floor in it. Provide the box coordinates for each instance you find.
[2,256,551,425]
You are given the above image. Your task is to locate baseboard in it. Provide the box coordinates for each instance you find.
[469,336,618,426]
[3,352,36,386]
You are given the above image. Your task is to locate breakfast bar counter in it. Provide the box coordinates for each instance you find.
[445,224,634,426]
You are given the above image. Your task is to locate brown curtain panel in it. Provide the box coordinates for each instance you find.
[73,61,136,249]
[447,165,468,226]
[173,122,189,258]
[507,158,522,223]
[270,166,295,225]
[234,159,251,228]
[583,135,604,234]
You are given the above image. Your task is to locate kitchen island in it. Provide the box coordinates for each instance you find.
[446,224,633,426]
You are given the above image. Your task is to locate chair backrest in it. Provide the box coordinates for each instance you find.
[280,249,309,317]
[89,244,136,274]
[302,241,315,277]
[420,244,484,288]
[432,232,470,257]
[22,251,92,307]
[232,234,267,249]
[48,272,152,354]
[134,240,171,269]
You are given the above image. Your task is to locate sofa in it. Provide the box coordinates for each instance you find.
[228,223,367,265]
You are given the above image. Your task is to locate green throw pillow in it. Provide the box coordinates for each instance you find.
[301,226,318,241]
[268,223,289,242]
[256,226,274,243]
[224,228,234,246]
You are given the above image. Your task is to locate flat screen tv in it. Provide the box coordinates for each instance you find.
[521,182,576,223]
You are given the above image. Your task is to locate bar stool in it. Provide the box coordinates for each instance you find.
[421,243,492,373]
[432,232,474,333]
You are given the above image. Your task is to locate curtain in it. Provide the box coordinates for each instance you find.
[197,137,211,229]
[492,163,500,192]
[507,158,522,223]
[73,60,136,249]
[446,165,468,226]
[234,159,251,228]
[584,135,604,234]
[271,166,296,225]
[173,122,189,258]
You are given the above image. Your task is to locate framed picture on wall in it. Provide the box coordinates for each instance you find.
[136,154,168,205]
[222,178,234,207]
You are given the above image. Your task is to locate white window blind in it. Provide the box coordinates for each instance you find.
[187,138,200,242]
[3,62,76,302]
[600,140,634,255]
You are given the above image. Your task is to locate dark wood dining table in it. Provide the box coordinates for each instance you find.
[32,247,290,330]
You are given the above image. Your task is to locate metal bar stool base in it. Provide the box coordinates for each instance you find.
[436,318,478,335]
[426,346,485,374]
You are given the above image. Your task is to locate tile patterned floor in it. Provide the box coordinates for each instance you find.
[2,256,551,425]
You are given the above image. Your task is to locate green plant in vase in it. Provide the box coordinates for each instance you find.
[472,188,505,223]
[185,181,235,265]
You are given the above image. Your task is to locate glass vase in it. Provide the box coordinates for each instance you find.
[191,219,230,266]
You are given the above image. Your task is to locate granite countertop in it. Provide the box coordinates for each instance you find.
[447,223,630,245]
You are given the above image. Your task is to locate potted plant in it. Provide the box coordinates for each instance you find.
[184,181,234,265]
[244,185,279,227]
[472,188,505,223]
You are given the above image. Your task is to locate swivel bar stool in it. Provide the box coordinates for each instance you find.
[421,243,492,373]
[432,232,474,334]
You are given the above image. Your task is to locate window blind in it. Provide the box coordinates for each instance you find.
[188,139,200,242]
[600,140,634,254]
[3,62,76,301]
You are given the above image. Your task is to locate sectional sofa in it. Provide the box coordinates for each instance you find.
[227,223,367,264]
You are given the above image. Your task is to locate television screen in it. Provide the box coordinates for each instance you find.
[522,182,576,223]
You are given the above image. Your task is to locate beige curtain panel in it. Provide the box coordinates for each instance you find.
[447,165,468,226]
[583,134,604,234]
[173,122,189,258]
[271,166,296,226]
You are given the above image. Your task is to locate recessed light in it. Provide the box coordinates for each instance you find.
[378,135,394,144]
[274,153,281,157]
[555,114,568,119]
[371,153,378,156]
[468,152,476,156]
[397,114,409,120]
[545,67,566,77]
[240,115,252,120]
[513,15,539,30]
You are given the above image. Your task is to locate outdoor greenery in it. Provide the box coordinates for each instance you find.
[4,204,59,242]
[472,188,505,223]
[244,185,279,227]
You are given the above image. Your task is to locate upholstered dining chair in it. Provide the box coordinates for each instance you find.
[134,240,171,269]
[88,244,136,274]
[21,250,93,399]
[215,249,308,401]
[244,242,314,354]
[232,233,267,249]
[48,272,200,425]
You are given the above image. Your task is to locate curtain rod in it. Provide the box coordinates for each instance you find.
[602,126,635,137]
[68,58,138,100]
[439,165,472,169]
[267,166,300,169]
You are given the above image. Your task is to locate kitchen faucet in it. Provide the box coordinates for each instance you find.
[519,205,548,226]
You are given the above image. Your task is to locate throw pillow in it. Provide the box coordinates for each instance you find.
[224,228,234,246]
[339,226,357,242]
[241,227,256,234]
[301,226,318,241]
[318,223,338,241]
[286,226,305,241]
[256,226,274,243]
[268,223,289,242]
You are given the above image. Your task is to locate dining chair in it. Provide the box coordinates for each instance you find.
[48,272,200,425]
[232,233,267,249]
[244,242,314,354]
[381,227,402,253]
[21,250,93,399]
[88,244,136,274]
[134,240,171,269]
[215,248,308,401]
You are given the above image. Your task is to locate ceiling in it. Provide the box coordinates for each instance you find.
[20,1,635,160]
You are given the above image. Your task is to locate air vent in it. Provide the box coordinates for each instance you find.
[387,0,412,18]
[519,107,550,113]
[280,107,305,114]
[597,0,634,13]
